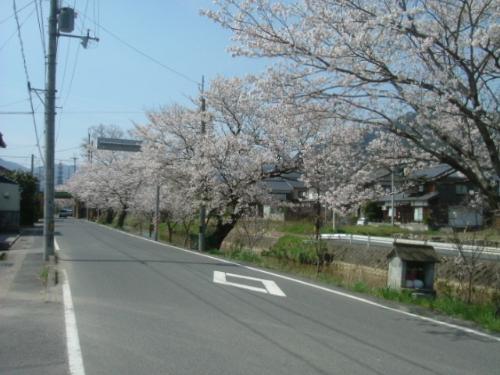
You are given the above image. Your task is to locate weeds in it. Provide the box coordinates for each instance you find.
[39,266,49,286]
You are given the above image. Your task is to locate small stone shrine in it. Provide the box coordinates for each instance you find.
[387,242,440,294]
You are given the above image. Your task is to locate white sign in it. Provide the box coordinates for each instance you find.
[213,271,286,297]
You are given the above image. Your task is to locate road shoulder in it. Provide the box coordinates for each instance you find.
[0,227,68,375]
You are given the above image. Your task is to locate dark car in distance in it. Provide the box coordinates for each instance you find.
[59,208,73,218]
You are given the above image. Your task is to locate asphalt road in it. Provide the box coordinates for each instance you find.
[58,219,500,375]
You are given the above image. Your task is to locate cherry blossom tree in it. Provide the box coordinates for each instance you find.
[68,125,144,228]
[204,0,500,210]
[137,77,314,249]
[302,125,383,217]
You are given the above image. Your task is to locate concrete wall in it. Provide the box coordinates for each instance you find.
[0,182,20,232]
[0,182,20,211]
[423,263,436,290]
[0,211,20,232]
[387,257,404,290]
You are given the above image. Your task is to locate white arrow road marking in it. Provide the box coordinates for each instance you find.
[213,271,286,297]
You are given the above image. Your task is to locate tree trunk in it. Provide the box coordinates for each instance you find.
[117,209,127,228]
[208,217,239,250]
[314,197,325,274]
[105,208,114,224]
[182,220,192,247]
[167,222,174,243]
[314,198,322,241]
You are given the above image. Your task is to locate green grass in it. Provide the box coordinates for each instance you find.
[39,266,49,285]
[272,220,316,235]
[352,281,370,293]
[374,288,500,332]
[264,234,319,264]
[271,219,412,237]
[332,225,410,236]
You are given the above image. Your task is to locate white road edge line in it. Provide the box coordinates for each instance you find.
[54,238,60,252]
[90,221,500,343]
[62,269,86,375]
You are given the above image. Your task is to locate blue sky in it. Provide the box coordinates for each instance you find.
[1,0,267,169]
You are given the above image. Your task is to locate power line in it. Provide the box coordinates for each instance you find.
[0,98,30,107]
[56,0,88,146]
[0,110,144,115]
[13,0,45,165]
[34,0,46,57]
[0,6,36,51]
[56,145,81,152]
[80,13,200,86]
[0,111,34,115]
[0,0,35,25]
[0,154,31,159]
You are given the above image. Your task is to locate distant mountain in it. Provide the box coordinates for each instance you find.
[0,158,28,172]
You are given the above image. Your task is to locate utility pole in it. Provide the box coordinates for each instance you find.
[43,3,98,260]
[43,0,58,261]
[154,184,160,241]
[30,154,34,175]
[72,156,77,173]
[391,168,395,226]
[198,76,206,252]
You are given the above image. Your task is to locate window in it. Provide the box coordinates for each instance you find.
[455,184,467,194]
[414,207,423,222]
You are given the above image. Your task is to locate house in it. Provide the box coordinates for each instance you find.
[260,172,309,221]
[0,175,20,232]
[377,164,483,228]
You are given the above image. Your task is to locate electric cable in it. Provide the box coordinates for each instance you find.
[56,0,88,146]
[34,0,46,57]
[13,0,45,165]
[81,13,200,86]
[0,98,30,107]
[0,6,36,51]
[0,0,34,25]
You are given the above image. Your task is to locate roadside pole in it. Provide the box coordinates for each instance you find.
[154,184,160,241]
[391,169,395,226]
[198,76,206,252]
[43,3,98,260]
[43,0,57,261]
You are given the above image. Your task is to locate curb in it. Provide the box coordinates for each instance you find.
[0,233,20,250]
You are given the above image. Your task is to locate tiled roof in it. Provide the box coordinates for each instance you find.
[0,175,17,185]
[387,243,440,262]
[380,191,438,203]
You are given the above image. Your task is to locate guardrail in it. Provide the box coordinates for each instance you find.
[320,233,500,257]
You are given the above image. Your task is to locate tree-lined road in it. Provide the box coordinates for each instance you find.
[58,219,499,375]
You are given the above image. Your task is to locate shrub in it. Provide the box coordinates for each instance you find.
[363,201,383,221]
[265,235,318,264]
[6,171,40,226]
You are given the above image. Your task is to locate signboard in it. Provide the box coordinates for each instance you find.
[96,137,142,152]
